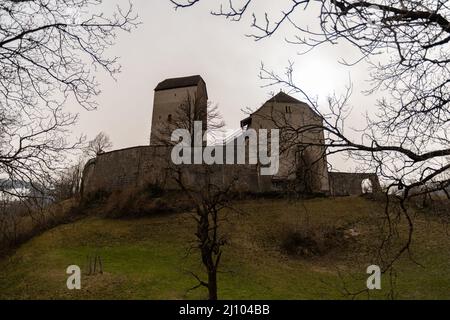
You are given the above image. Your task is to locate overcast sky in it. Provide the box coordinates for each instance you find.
[72,0,381,171]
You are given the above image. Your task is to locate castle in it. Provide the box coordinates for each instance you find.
[82,75,380,196]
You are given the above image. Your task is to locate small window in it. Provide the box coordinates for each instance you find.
[285,106,292,113]
[168,114,172,123]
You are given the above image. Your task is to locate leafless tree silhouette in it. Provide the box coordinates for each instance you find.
[84,132,113,158]
[0,0,138,199]
[172,165,238,300]
[170,0,450,296]
[154,90,233,300]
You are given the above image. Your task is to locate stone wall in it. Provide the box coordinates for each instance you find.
[82,146,382,197]
[328,172,381,196]
[246,99,330,194]
[81,145,274,196]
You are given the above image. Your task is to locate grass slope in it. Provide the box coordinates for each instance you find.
[0,196,449,299]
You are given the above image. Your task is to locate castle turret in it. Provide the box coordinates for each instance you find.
[150,75,208,145]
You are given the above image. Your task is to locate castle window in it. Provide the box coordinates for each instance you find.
[168,114,172,123]
[285,106,292,113]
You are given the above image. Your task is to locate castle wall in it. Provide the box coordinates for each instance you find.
[82,146,382,197]
[82,146,170,195]
[82,76,380,198]
[81,146,274,196]
[328,172,381,196]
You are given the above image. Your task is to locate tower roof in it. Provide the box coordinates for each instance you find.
[240,91,322,125]
[266,91,304,104]
[154,75,204,91]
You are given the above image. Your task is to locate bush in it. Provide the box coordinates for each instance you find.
[80,190,110,209]
[145,183,164,198]
[281,232,321,257]
[0,198,78,256]
[280,225,357,258]
[98,186,192,219]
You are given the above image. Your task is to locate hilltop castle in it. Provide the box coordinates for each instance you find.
[82,75,380,196]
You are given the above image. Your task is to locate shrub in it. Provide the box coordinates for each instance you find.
[145,183,164,198]
[0,198,78,256]
[99,186,192,218]
[280,225,357,258]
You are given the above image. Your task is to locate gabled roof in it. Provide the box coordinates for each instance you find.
[240,91,323,124]
[250,91,306,116]
[266,91,304,104]
[154,75,204,91]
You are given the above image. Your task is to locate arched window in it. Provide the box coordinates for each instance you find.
[167,114,172,123]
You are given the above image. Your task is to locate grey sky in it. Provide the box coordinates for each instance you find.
[72,0,379,171]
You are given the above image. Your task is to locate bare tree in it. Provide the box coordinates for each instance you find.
[172,165,237,300]
[157,91,230,300]
[52,156,86,202]
[84,132,113,158]
[169,0,450,294]
[0,0,138,199]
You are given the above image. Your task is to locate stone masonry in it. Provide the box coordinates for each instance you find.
[81,75,381,197]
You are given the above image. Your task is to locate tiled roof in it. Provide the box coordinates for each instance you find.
[154,75,204,91]
[266,91,303,104]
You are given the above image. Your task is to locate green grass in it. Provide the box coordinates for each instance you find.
[0,196,449,300]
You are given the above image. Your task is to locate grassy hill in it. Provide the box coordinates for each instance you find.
[0,196,449,299]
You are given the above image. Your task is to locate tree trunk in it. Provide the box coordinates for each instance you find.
[208,269,218,300]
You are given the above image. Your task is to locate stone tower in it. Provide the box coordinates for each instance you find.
[150,75,208,145]
[240,91,330,194]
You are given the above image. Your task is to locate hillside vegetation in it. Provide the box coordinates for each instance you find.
[0,196,449,299]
